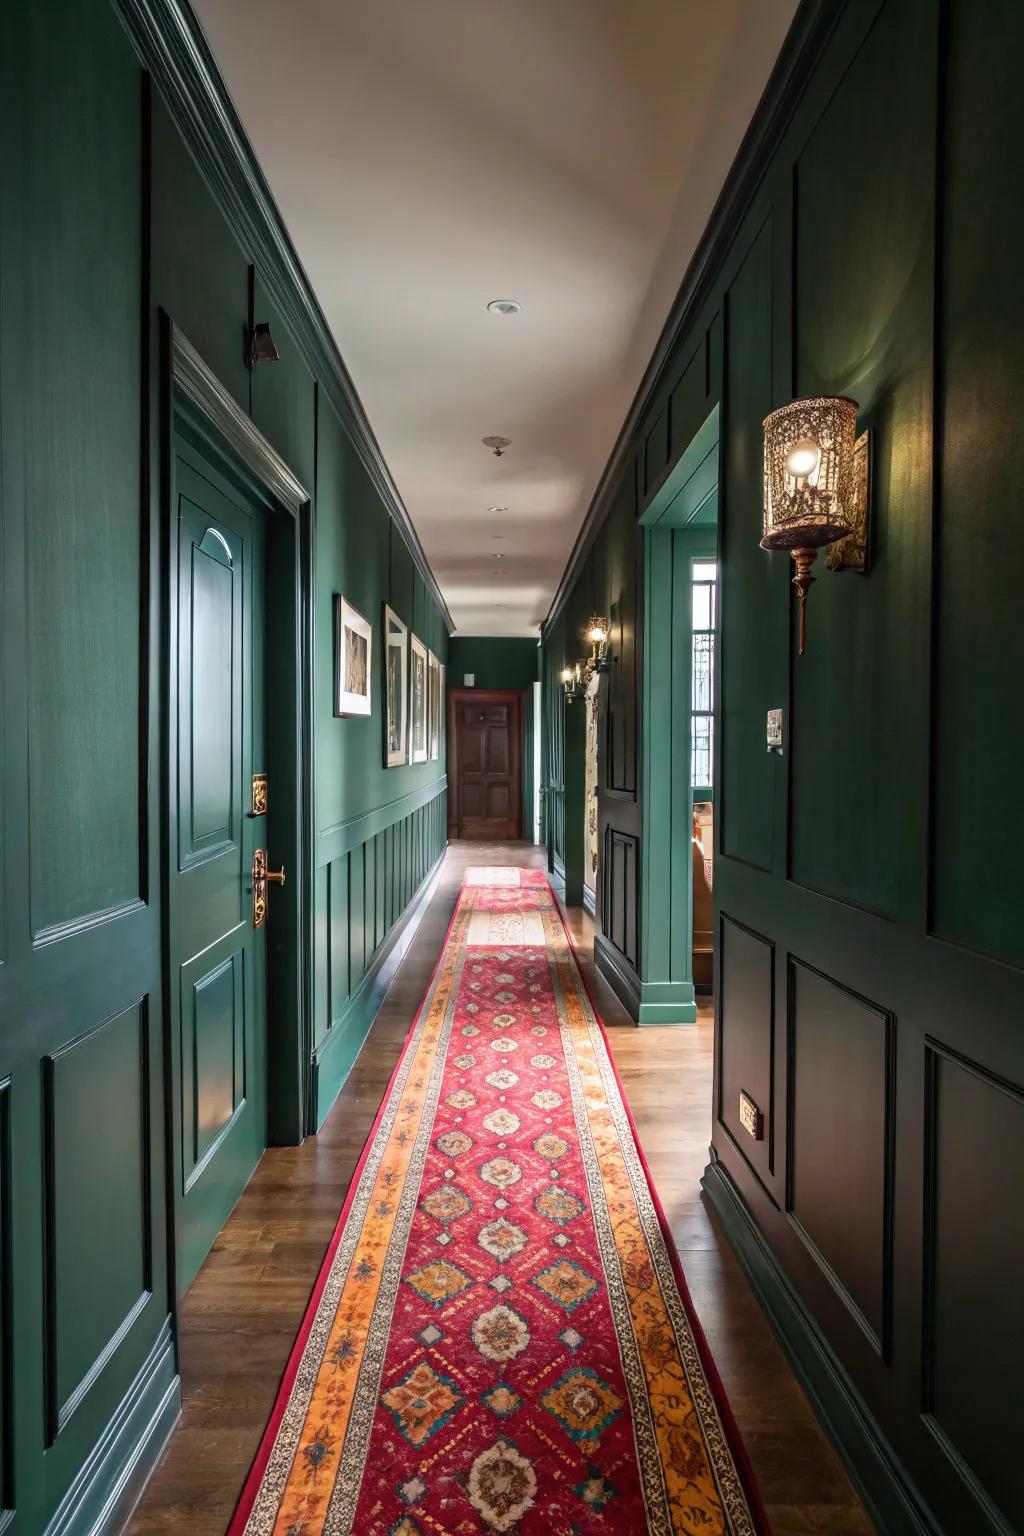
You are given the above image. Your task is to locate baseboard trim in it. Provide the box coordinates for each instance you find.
[582,884,596,917]
[594,933,641,1022]
[44,1320,180,1536]
[637,977,697,1025]
[312,849,446,1128]
[701,1155,941,1536]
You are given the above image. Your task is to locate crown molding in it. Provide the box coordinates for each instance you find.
[542,0,845,637]
[111,0,455,633]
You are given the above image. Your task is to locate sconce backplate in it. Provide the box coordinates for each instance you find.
[826,429,871,573]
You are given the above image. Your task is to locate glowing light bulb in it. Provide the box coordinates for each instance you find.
[785,437,821,481]
[588,625,607,644]
[560,668,573,684]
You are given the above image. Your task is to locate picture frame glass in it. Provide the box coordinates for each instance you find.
[335,597,372,717]
[383,605,408,766]
[410,637,427,761]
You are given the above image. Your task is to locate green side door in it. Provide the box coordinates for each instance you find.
[170,433,270,1293]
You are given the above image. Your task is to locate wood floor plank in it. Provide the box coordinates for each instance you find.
[126,840,873,1535]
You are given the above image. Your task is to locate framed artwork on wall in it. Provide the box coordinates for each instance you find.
[427,650,441,760]
[334,596,372,717]
[382,604,408,766]
[409,633,428,762]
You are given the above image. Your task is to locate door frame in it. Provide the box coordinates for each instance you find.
[447,687,523,839]
[163,318,313,1291]
[630,404,720,1025]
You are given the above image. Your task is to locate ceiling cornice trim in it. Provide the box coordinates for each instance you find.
[541,0,845,638]
[112,0,456,633]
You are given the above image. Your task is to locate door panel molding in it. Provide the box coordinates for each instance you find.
[42,1001,153,1447]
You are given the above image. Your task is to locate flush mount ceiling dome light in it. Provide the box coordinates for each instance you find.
[487,299,522,315]
[488,505,508,514]
[483,436,511,456]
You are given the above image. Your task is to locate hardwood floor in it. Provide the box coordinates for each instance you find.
[127,840,873,1536]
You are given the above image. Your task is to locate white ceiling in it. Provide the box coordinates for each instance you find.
[194,0,797,635]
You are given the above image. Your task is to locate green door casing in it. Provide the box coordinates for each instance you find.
[170,434,269,1292]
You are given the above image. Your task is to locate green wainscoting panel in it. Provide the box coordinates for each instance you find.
[719,217,781,875]
[45,1005,150,1441]
[150,92,251,412]
[930,0,1024,966]
[22,7,143,939]
[789,0,933,920]
[313,785,448,1127]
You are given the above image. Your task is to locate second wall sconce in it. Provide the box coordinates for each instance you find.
[560,663,586,702]
[761,396,870,654]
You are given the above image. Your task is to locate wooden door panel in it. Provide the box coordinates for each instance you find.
[462,727,486,773]
[449,689,522,839]
[484,730,510,774]
[487,785,511,819]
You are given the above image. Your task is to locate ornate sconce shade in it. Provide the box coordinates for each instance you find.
[762,396,858,653]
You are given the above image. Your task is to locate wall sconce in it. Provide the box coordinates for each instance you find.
[761,396,869,653]
[584,616,610,675]
[246,321,280,367]
[560,663,586,703]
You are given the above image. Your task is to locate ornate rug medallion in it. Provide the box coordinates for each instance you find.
[230,867,766,1535]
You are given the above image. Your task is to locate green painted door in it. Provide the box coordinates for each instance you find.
[170,434,269,1293]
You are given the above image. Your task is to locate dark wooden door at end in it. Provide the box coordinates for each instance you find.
[450,689,522,839]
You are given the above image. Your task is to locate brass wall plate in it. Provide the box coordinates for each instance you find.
[251,772,268,816]
[739,1090,764,1141]
[826,428,871,573]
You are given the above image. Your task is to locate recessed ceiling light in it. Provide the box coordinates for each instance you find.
[487,299,521,316]
[488,506,508,514]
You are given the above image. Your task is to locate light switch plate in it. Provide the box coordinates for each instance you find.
[464,673,475,687]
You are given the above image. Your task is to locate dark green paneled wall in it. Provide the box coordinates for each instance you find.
[448,637,538,692]
[543,0,1024,1529]
[1,4,173,1532]
[0,3,448,1531]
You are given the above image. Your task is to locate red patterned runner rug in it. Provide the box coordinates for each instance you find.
[230,867,766,1536]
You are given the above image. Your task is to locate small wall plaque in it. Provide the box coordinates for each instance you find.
[739,1090,764,1141]
[766,708,783,754]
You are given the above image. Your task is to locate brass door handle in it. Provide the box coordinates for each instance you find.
[252,848,285,928]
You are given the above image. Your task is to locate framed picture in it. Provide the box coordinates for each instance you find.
[409,633,428,763]
[382,604,408,767]
[427,650,441,760]
[334,596,372,717]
